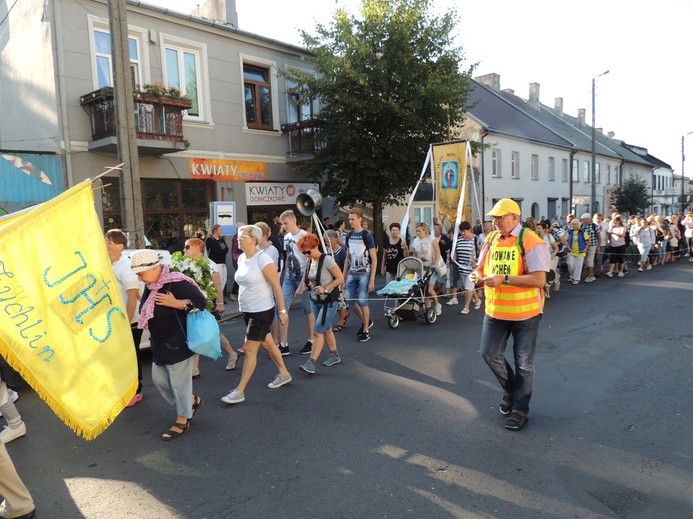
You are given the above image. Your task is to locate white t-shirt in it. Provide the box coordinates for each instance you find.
[113,255,141,324]
[283,230,307,282]
[411,236,434,266]
[235,251,275,312]
[261,244,280,269]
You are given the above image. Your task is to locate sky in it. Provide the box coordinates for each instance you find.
[145,0,693,177]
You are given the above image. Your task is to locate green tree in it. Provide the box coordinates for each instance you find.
[284,0,474,245]
[610,177,650,215]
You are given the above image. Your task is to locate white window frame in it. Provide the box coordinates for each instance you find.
[240,54,280,133]
[606,164,611,184]
[531,154,538,180]
[511,152,520,179]
[413,204,434,231]
[87,15,149,90]
[491,149,501,178]
[562,158,568,182]
[285,71,319,124]
[583,160,591,183]
[595,162,601,184]
[572,159,579,182]
[160,33,210,123]
[548,156,555,181]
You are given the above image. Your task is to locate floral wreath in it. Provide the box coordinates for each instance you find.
[169,252,217,311]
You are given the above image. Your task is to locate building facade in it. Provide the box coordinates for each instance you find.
[1,0,320,248]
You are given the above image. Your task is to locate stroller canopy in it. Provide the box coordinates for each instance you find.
[397,256,424,279]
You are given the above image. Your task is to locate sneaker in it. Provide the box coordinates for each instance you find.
[553,280,560,292]
[504,410,529,431]
[357,330,371,342]
[605,271,613,278]
[237,347,245,355]
[300,341,314,355]
[446,298,459,306]
[192,369,201,379]
[0,390,19,417]
[571,279,579,285]
[499,393,514,415]
[221,389,245,404]
[323,352,342,367]
[638,267,643,272]
[368,319,374,330]
[268,373,292,389]
[646,265,652,270]
[126,393,143,407]
[225,354,238,371]
[299,359,316,374]
[435,303,442,316]
[617,271,625,277]
[585,276,595,283]
[0,422,26,444]
[474,300,482,310]
[461,308,470,315]
[278,344,290,356]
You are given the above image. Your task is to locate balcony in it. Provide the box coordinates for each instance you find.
[80,87,191,155]
[280,119,324,159]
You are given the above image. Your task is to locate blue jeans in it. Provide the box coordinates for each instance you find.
[281,276,312,315]
[346,271,370,307]
[480,314,541,413]
[310,299,339,334]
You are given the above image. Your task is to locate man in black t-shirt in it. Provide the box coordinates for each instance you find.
[206,225,229,295]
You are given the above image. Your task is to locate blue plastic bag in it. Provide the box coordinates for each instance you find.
[186,310,222,360]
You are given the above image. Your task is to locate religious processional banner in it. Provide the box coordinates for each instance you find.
[433,141,468,223]
[0,181,137,440]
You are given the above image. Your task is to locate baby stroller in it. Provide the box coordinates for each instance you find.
[376,256,437,328]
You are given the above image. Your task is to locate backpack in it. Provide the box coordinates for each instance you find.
[304,253,340,326]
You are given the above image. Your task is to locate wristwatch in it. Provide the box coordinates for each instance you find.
[279,309,287,314]
[503,274,510,285]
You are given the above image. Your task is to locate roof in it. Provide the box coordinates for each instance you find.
[467,81,573,149]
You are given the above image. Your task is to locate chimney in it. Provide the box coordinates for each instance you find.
[502,88,515,95]
[554,97,563,116]
[528,82,540,110]
[475,73,500,91]
[607,131,615,139]
[192,0,238,26]
[577,108,586,126]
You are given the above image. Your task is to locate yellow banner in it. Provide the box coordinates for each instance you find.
[189,158,266,181]
[0,181,137,440]
[433,142,468,223]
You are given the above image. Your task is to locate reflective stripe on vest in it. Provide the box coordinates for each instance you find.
[483,234,544,320]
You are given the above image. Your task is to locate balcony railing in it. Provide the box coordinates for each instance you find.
[280,119,324,158]
[80,87,191,155]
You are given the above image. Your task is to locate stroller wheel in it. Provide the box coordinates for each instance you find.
[387,315,400,329]
[425,307,437,324]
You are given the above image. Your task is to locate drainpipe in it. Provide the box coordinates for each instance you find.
[650,167,655,214]
[480,129,488,218]
[51,0,74,188]
[569,149,576,214]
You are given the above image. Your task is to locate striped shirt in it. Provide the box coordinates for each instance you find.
[454,236,477,276]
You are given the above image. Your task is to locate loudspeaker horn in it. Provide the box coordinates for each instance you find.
[296,189,322,216]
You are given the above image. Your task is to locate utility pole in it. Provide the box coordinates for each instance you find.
[591,70,609,215]
[108,0,144,247]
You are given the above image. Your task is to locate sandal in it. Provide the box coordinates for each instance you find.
[191,395,203,420]
[161,420,189,441]
[333,312,349,332]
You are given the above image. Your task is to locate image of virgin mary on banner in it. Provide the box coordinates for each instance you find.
[433,141,467,223]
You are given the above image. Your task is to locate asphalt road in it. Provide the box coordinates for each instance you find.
[5,261,692,518]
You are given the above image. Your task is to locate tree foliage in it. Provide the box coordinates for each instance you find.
[285,0,474,226]
[610,177,650,215]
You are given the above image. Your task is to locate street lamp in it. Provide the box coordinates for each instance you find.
[591,70,609,215]
[682,131,693,213]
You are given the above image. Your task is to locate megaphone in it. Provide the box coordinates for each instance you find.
[296,189,322,216]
